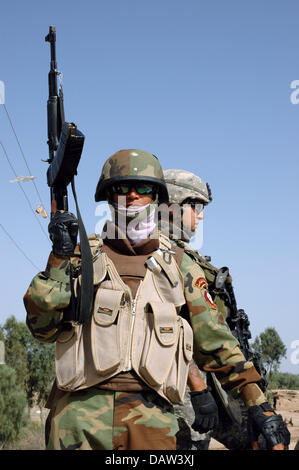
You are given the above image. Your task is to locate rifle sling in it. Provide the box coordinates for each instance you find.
[71,177,94,324]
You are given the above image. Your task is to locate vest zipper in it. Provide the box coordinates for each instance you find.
[123,281,142,372]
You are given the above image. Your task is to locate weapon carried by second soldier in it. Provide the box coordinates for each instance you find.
[161,168,289,450]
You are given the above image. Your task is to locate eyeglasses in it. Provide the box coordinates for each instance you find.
[110,183,156,195]
[183,200,204,215]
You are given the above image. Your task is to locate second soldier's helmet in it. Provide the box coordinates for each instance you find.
[95,149,169,203]
[163,169,212,206]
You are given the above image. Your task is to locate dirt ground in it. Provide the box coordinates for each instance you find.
[209,389,299,450]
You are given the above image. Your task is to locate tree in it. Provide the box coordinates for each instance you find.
[26,337,56,408]
[0,364,27,448]
[1,316,55,408]
[1,316,30,392]
[252,327,287,377]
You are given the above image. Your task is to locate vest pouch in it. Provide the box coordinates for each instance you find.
[56,324,86,391]
[93,251,107,285]
[139,301,180,387]
[91,287,124,375]
[150,250,185,308]
[164,317,193,404]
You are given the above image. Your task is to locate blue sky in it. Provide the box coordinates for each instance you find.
[0,0,298,373]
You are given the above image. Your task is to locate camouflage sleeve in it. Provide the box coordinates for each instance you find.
[179,252,267,406]
[23,252,72,343]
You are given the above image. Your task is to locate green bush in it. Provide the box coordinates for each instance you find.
[0,365,28,448]
[268,371,299,390]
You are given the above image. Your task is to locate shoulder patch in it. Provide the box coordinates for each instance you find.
[194,277,208,289]
[204,290,218,309]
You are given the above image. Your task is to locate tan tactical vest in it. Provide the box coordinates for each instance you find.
[55,233,193,404]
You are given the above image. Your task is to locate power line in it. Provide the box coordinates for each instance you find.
[0,141,49,242]
[0,224,41,271]
[1,102,46,209]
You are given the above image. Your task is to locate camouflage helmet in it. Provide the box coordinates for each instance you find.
[163,169,212,205]
[95,149,169,203]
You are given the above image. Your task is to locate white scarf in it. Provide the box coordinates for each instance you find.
[112,202,157,245]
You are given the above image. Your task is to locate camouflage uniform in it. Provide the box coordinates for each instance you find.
[24,151,266,451]
[46,388,178,450]
[163,168,266,450]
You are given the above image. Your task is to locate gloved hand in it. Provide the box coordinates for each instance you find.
[190,388,219,433]
[48,211,79,256]
[248,402,291,450]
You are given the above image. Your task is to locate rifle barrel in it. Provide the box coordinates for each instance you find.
[45,25,61,161]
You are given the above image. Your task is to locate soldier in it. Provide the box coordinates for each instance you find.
[24,150,290,451]
[163,168,290,450]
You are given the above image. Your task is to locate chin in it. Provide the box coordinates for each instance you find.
[127,202,142,207]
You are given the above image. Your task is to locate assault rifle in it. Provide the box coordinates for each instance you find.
[44,25,84,212]
[215,267,268,392]
[44,26,93,325]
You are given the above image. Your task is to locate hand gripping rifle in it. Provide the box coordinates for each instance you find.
[215,267,268,392]
[44,26,93,325]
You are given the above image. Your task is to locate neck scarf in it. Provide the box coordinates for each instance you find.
[111,202,157,245]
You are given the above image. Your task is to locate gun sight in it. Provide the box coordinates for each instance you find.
[45,25,56,43]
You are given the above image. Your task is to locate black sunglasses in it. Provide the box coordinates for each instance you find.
[110,183,156,195]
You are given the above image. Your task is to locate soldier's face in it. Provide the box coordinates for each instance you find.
[112,187,153,208]
[182,204,204,232]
